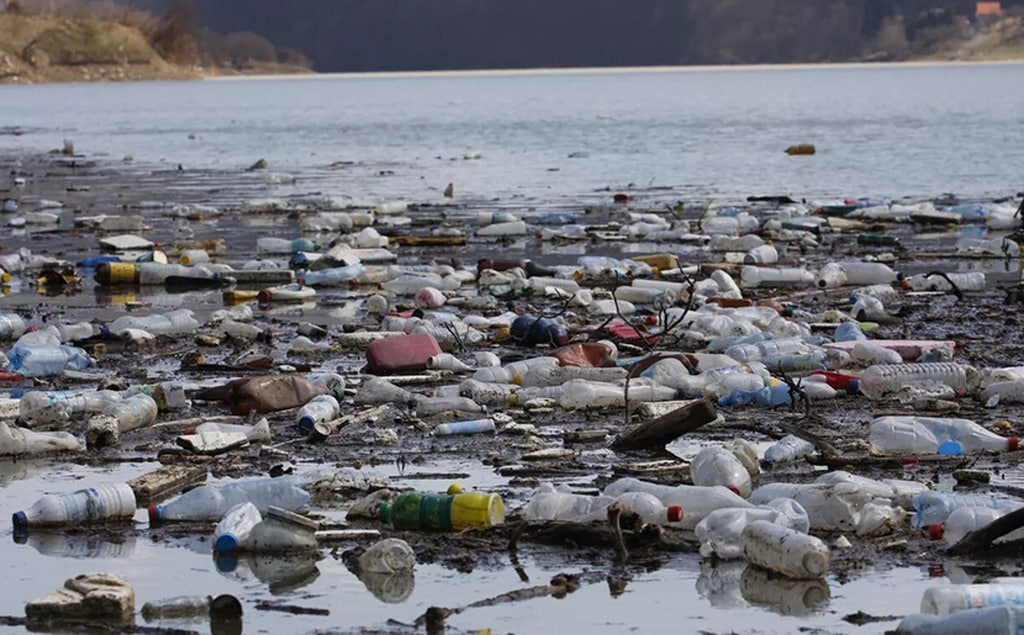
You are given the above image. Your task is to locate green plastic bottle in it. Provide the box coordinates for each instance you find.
[378,490,505,531]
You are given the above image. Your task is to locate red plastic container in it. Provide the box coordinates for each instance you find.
[366,333,442,374]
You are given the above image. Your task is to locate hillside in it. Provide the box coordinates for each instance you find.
[0,13,195,83]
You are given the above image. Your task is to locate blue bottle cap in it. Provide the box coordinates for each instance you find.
[847,378,859,394]
[297,416,314,432]
[937,440,963,456]
[214,533,240,553]
[12,511,26,529]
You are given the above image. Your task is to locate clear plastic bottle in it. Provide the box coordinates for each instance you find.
[739,266,815,289]
[700,365,768,399]
[245,506,319,553]
[434,418,496,435]
[602,478,751,530]
[85,393,159,448]
[219,318,269,341]
[750,482,899,534]
[13,482,136,529]
[141,596,217,621]
[858,363,980,400]
[6,344,93,377]
[744,244,779,265]
[695,499,810,559]
[742,520,831,579]
[214,502,263,552]
[850,342,903,366]
[56,322,95,343]
[149,476,310,522]
[690,447,753,497]
[108,309,200,337]
[869,416,1018,456]
[724,337,818,363]
[521,483,617,521]
[354,377,416,405]
[458,379,518,406]
[358,538,416,574]
[19,390,121,425]
[937,506,1024,546]
[257,237,318,255]
[0,313,26,340]
[427,353,474,372]
[921,584,1024,616]
[296,395,340,433]
[299,264,366,287]
[762,435,816,466]
[897,605,1024,635]
[979,381,1024,405]
[912,491,1023,528]
[0,421,82,455]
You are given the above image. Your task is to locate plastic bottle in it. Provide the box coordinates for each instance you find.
[739,266,815,289]
[298,264,366,287]
[851,342,904,366]
[0,313,26,340]
[522,483,616,521]
[510,315,569,347]
[744,244,779,265]
[690,447,753,497]
[922,584,1024,616]
[149,476,310,522]
[108,309,200,337]
[378,490,505,531]
[18,390,119,425]
[214,502,263,552]
[0,421,82,455]
[750,482,900,534]
[6,344,92,377]
[742,520,831,579]
[427,353,474,372]
[902,272,987,293]
[912,491,1023,528]
[296,395,340,433]
[355,377,416,405]
[611,491,685,526]
[896,605,1024,635]
[695,499,810,559]
[56,322,94,343]
[13,482,136,529]
[602,478,751,530]
[358,538,416,574]
[858,363,979,400]
[245,506,319,553]
[724,337,818,363]
[141,596,241,621]
[937,506,1024,546]
[85,394,159,448]
[434,418,496,435]
[869,416,1018,455]
[257,237,318,254]
[414,396,483,416]
[179,249,209,266]
[193,375,333,415]
[762,435,816,466]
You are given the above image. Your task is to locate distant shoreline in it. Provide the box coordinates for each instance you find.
[205,58,1024,82]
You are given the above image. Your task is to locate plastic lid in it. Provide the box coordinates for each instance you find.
[215,533,240,553]
[802,551,829,577]
[147,505,161,523]
[847,378,859,394]
[937,440,963,456]
[667,506,683,523]
[928,524,944,541]
[297,416,314,432]
[12,511,26,529]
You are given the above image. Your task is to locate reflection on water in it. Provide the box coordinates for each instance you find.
[0,460,50,486]
[358,570,416,604]
[739,566,830,617]
[14,531,137,559]
[696,560,747,609]
[215,552,321,595]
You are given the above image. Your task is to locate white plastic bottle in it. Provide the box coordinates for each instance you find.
[559,379,626,410]
[149,476,310,522]
[742,520,831,579]
[851,342,904,366]
[56,322,95,343]
[296,395,340,433]
[762,435,816,466]
[858,363,980,400]
[896,605,1024,635]
[695,499,810,559]
[912,491,1023,528]
[744,244,779,265]
[521,483,616,522]
[0,421,82,455]
[427,353,474,372]
[869,416,1018,456]
[740,266,815,289]
[214,502,263,552]
[244,506,319,553]
[749,482,892,533]
[903,272,986,293]
[690,447,753,497]
[434,418,496,435]
[19,390,121,425]
[13,482,136,529]
[0,312,26,340]
[938,506,1024,546]
[921,584,1024,616]
[354,378,415,405]
[602,478,752,530]
[85,394,159,448]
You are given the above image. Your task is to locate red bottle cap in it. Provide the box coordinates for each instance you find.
[147,505,160,524]
[1009,437,1020,451]
[726,485,741,496]
[928,524,944,541]
[256,289,272,303]
[667,506,683,523]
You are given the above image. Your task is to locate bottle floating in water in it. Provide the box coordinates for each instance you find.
[896,605,1024,635]
[921,584,1024,616]
[13,483,136,529]
[741,520,831,579]
[857,363,979,401]
[378,490,505,531]
[869,416,1018,456]
[149,476,310,523]
[912,491,1023,528]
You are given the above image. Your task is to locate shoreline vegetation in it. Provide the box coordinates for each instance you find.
[0,3,1021,85]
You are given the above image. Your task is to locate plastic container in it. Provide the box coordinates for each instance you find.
[522,483,616,522]
[193,375,334,415]
[858,363,979,400]
[150,476,310,522]
[937,506,1024,547]
[299,264,366,287]
[0,421,82,455]
[922,584,1024,616]
[717,381,791,407]
[869,416,1018,455]
[141,596,217,621]
[0,313,26,340]
[695,499,810,559]
[740,266,815,289]
[762,435,816,466]
[214,502,262,552]
[896,605,1024,635]
[690,447,753,497]
[179,249,209,266]
[85,394,159,448]
[744,244,779,265]
[257,237,318,255]
[902,272,987,293]
[912,491,1023,529]
[366,333,442,374]
[724,337,818,363]
[851,342,904,366]
[750,482,900,534]
[742,520,831,579]
[358,538,416,574]
[427,353,474,372]
[6,344,92,377]
[13,482,136,529]
[434,418,496,435]
[602,478,751,530]
[108,309,200,337]
[19,389,121,425]
[245,506,319,553]
[378,491,505,531]
[296,395,340,433]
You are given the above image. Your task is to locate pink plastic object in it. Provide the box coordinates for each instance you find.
[366,333,442,374]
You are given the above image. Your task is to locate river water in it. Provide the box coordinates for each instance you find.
[0,63,1022,635]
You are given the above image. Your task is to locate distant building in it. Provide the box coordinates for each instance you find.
[976,1,1003,20]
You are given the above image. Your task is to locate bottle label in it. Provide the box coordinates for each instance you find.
[107,263,137,285]
[418,495,454,531]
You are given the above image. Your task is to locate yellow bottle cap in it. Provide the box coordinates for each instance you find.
[447,483,464,495]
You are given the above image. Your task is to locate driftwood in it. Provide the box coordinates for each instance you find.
[611,397,717,451]
[947,506,1024,555]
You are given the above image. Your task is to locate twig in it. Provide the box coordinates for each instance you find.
[608,502,628,564]
[924,271,963,301]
